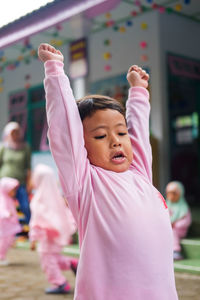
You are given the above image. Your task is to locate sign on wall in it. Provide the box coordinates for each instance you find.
[69,37,88,79]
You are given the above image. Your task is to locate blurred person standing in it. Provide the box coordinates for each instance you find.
[0,177,21,265]
[0,122,31,227]
[29,164,78,295]
[166,181,192,260]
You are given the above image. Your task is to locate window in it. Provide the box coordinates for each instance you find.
[9,84,49,152]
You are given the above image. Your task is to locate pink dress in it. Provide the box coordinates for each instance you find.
[29,164,76,250]
[172,211,192,252]
[44,61,178,300]
[0,177,21,238]
[29,164,77,286]
[0,177,21,260]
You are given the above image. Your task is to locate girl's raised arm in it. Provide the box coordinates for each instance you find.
[39,44,89,199]
[126,66,152,182]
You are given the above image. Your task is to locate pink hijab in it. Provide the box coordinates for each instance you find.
[2,122,25,150]
[0,177,19,219]
[30,164,76,246]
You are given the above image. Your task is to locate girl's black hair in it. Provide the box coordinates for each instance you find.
[76,94,125,121]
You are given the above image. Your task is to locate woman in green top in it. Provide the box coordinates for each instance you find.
[0,122,31,225]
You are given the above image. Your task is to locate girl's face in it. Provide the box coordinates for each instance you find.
[166,190,180,203]
[83,109,133,172]
[11,128,21,142]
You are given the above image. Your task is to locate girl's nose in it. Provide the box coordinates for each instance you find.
[111,136,121,148]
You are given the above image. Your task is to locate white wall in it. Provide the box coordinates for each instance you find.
[89,11,160,81]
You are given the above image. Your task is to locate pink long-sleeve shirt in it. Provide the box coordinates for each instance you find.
[44,60,178,300]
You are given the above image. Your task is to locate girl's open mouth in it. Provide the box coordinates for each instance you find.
[111,151,126,164]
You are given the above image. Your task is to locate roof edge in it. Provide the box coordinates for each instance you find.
[0,0,119,49]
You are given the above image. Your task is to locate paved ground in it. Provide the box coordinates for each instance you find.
[0,248,75,300]
[1,247,200,300]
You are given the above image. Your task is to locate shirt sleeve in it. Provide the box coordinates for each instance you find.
[44,60,89,199]
[126,87,152,183]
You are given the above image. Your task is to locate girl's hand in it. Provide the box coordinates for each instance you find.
[38,43,64,63]
[30,241,36,251]
[127,65,149,89]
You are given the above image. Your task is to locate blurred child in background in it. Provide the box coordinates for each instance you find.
[0,177,21,265]
[29,164,78,294]
[166,181,192,260]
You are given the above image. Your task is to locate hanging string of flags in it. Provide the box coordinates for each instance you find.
[0,0,193,74]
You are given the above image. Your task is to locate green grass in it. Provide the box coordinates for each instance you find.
[181,239,200,259]
[16,239,80,257]
[174,259,200,275]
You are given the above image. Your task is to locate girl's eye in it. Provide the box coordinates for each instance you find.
[94,135,106,139]
[118,132,127,136]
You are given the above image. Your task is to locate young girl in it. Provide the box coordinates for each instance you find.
[38,43,178,299]
[0,177,21,265]
[29,164,78,294]
[166,181,191,261]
